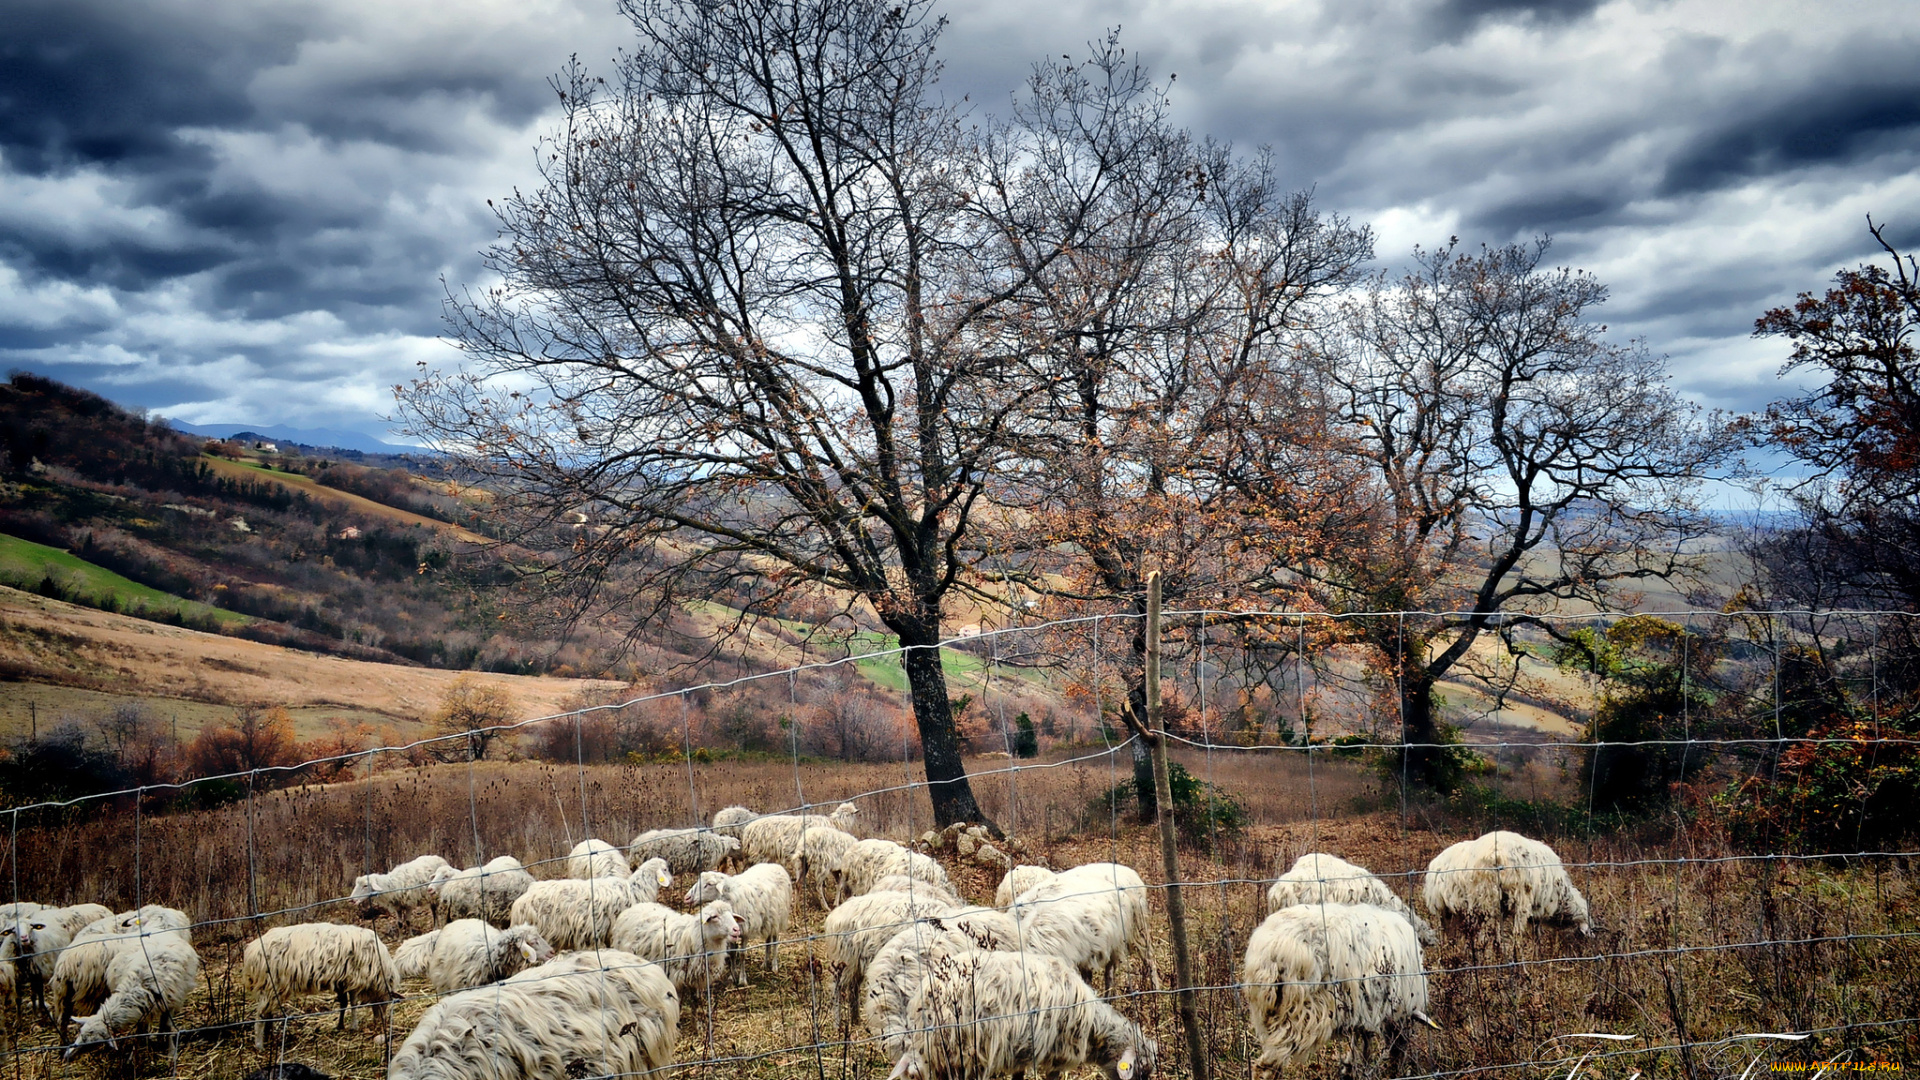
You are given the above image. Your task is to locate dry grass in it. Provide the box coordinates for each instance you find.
[1,754,1914,1080]
[0,587,623,722]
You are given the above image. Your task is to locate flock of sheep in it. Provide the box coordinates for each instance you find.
[0,800,1595,1080]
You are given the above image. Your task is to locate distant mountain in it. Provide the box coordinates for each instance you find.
[163,420,426,456]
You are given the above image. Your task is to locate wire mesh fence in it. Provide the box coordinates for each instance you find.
[1,608,1915,1080]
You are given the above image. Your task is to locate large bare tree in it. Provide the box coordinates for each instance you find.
[1305,240,1736,788]
[397,0,1168,828]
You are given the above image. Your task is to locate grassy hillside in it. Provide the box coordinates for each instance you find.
[0,531,249,627]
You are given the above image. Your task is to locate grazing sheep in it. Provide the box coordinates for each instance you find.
[64,914,200,1063]
[5,904,112,1018]
[608,900,742,1002]
[837,839,953,904]
[739,803,860,870]
[352,854,452,928]
[241,922,398,1050]
[794,826,859,908]
[994,865,1057,910]
[429,857,535,926]
[508,878,642,951]
[684,865,792,985]
[886,950,1156,1080]
[861,909,1022,1058]
[51,906,191,1043]
[712,805,757,840]
[387,949,678,1080]
[566,839,629,879]
[867,875,962,905]
[1267,853,1438,947]
[393,920,555,994]
[1242,903,1437,1078]
[1422,831,1593,936]
[1011,862,1155,993]
[628,828,742,877]
[823,889,959,1018]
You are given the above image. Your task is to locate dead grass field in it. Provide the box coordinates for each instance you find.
[0,751,1913,1080]
[0,587,624,725]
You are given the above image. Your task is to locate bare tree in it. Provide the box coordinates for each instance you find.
[1307,239,1736,788]
[976,44,1373,813]
[397,0,1148,828]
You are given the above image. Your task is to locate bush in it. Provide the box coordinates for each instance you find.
[1721,713,1920,852]
[1012,712,1039,758]
[1088,759,1246,849]
[0,724,132,809]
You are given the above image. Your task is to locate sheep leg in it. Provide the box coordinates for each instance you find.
[765,933,779,973]
[1385,1021,1411,1077]
[337,988,351,1031]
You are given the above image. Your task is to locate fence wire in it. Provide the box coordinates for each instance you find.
[1,607,1916,1080]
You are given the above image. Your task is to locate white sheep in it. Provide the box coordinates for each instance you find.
[793,826,859,908]
[837,839,952,904]
[51,906,191,1043]
[429,856,535,926]
[387,949,678,1080]
[861,908,1021,1058]
[507,877,641,951]
[867,875,962,905]
[566,839,629,879]
[886,949,1156,1080]
[4,903,111,1019]
[739,803,860,869]
[64,911,200,1063]
[1422,831,1593,936]
[712,805,757,840]
[1267,853,1438,947]
[241,922,398,1050]
[993,865,1057,910]
[823,889,959,1016]
[1242,902,1437,1077]
[1011,862,1156,993]
[393,920,556,993]
[684,864,792,985]
[608,899,742,1002]
[628,827,742,876]
[628,857,674,905]
[0,900,43,1016]
[352,854,452,927]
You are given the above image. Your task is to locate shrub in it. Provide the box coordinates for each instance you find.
[1721,713,1920,852]
[1012,712,1039,758]
[1089,759,1246,849]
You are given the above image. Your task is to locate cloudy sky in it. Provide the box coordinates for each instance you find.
[4,0,1917,445]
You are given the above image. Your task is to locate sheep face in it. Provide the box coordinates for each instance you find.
[1110,1040,1157,1080]
[64,1015,117,1058]
[684,872,726,906]
[885,1051,925,1080]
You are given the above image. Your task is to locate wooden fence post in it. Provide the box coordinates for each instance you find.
[1146,571,1209,1080]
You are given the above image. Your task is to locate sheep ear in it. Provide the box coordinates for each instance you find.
[658,870,672,886]
[518,940,537,962]
[1117,1047,1136,1078]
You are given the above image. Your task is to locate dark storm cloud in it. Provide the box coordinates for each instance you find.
[1430,0,1607,36]
[0,1,265,176]
[2,0,1918,434]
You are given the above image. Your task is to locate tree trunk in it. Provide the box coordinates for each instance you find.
[897,626,998,833]
[1400,669,1446,790]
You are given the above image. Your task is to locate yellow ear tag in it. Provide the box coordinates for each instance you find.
[658,871,672,886]
[1118,1062,1132,1078]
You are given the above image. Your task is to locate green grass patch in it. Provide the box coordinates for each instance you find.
[0,532,248,628]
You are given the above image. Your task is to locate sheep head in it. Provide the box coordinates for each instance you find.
[885,1051,926,1080]
[1105,1036,1156,1080]
[685,872,726,906]
[65,1014,117,1058]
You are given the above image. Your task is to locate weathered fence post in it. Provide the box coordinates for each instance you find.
[1146,571,1209,1080]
